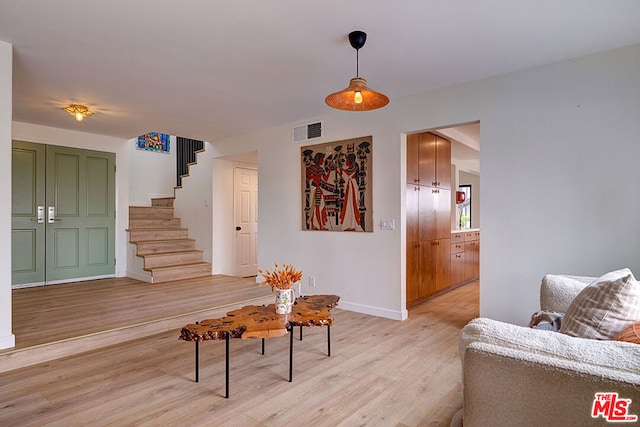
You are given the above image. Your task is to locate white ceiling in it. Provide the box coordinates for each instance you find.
[1,1,640,143]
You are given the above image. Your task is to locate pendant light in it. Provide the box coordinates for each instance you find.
[325,30,389,111]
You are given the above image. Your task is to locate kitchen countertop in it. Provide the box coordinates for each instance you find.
[451,228,480,233]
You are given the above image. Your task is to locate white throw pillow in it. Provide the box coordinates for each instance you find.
[559,268,640,340]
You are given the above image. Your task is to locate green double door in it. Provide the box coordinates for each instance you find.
[12,141,116,287]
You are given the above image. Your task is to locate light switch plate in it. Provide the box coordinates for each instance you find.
[380,219,395,230]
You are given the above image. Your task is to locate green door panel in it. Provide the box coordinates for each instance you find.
[87,227,109,266]
[11,141,46,285]
[12,230,38,272]
[52,228,79,269]
[86,156,110,215]
[50,152,80,218]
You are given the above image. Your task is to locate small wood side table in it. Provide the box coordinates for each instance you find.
[179,294,340,397]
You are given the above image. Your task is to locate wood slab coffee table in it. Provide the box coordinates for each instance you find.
[179,294,339,397]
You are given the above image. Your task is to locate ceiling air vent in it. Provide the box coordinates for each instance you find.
[292,121,323,143]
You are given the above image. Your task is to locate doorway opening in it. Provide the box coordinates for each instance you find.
[404,122,480,311]
[212,151,259,278]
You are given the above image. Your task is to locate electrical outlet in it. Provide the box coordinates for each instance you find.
[308,275,316,287]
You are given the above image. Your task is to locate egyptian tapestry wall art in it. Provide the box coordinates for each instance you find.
[301,136,373,232]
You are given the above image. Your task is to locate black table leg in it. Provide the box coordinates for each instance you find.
[299,325,303,341]
[195,321,200,383]
[195,341,199,382]
[225,332,230,398]
[289,325,294,382]
[261,338,265,355]
[327,325,331,357]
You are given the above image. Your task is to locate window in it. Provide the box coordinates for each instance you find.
[457,184,471,229]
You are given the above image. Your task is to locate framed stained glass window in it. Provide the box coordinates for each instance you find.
[137,132,170,153]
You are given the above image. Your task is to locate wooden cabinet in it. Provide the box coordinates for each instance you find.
[451,231,465,245]
[406,241,421,304]
[464,230,480,281]
[450,230,480,286]
[406,131,452,306]
[450,236,465,285]
[406,132,451,189]
[406,183,452,305]
[433,238,451,292]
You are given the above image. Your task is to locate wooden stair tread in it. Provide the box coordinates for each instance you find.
[129,239,189,244]
[142,250,202,258]
[132,238,195,242]
[129,206,174,209]
[129,228,190,243]
[127,227,187,232]
[145,262,211,272]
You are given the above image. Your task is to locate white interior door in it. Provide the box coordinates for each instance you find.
[234,167,258,277]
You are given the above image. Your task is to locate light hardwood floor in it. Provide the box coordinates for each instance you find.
[11,275,272,348]
[1,281,479,426]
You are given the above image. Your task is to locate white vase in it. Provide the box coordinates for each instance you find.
[275,288,295,314]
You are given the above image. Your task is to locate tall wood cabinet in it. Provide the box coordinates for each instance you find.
[406,132,452,306]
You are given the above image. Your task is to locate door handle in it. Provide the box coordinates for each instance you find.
[235,226,242,231]
[30,205,45,223]
[48,206,62,223]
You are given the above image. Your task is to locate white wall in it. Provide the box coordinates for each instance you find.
[209,43,640,325]
[0,41,15,349]
[128,135,176,205]
[173,142,213,264]
[12,122,130,279]
[211,159,235,275]
[476,44,640,324]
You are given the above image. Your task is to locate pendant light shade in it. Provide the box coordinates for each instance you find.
[325,31,389,111]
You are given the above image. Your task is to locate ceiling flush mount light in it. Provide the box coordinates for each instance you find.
[62,104,94,121]
[325,30,389,111]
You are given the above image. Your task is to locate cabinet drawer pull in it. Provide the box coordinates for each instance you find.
[456,254,462,258]
[414,178,420,183]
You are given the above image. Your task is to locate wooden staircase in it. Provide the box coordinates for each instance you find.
[128,198,212,283]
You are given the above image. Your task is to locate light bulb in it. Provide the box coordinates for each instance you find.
[354,91,363,104]
[75,111,84,121]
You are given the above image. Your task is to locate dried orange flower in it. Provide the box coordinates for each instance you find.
[258,262,303,292]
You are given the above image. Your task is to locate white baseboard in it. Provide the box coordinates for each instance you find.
[12,274,116,289]
[0,333,16,350]
[337,300,407,321]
